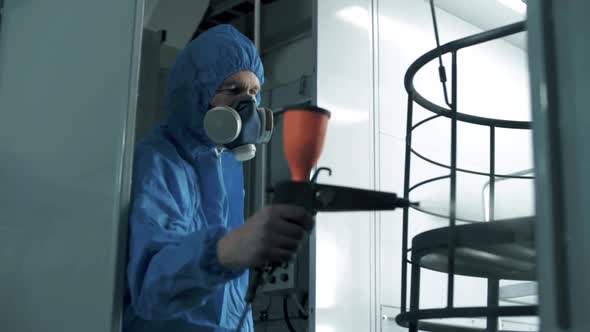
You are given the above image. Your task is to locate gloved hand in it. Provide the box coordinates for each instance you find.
[217,205,314,271]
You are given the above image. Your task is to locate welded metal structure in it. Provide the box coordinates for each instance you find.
[395,21,538,332]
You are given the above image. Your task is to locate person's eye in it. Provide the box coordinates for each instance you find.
[219,87,238,94]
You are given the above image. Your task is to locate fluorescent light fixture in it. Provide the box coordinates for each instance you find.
[336,6,430,55]
[497,0,527,14]
[336,6,370,30]
[319,101,369,126]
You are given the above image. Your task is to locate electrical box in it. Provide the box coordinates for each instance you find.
[259,238,310,294]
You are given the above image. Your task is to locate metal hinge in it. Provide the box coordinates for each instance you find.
[0,0,4,35]
[298,75,308,96]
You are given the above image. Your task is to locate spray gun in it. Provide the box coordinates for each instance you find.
[235,104,414,331]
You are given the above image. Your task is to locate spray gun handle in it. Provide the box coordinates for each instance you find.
[245,182,317,305]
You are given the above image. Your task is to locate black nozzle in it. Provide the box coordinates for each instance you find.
[395,198,419,209]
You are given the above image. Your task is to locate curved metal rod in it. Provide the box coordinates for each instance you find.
[395,305,538,332]
[410,204,482,224]
[404,21,530,129]
[411,114,442,131]
[409,174,451,192]
[396,305,538,324]
[410,147,534,179]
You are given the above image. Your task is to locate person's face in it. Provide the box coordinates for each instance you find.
[210,70,261,108]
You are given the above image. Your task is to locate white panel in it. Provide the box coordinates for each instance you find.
[381,306,407,332]
[377,0,530,139]
[378,134,405,307]
[376,0,533,314]
[0,1,142,331]
[315,0,375,331]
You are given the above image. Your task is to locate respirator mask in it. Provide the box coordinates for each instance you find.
[203,95,274,161]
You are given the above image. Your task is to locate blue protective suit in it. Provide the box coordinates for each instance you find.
[123,25,264,332]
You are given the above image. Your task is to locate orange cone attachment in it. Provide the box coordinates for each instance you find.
[283,105,331,182]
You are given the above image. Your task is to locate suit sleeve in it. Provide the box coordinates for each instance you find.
[126,148,243,320]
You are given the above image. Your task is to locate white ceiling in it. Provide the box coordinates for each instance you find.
[434,0,527,49]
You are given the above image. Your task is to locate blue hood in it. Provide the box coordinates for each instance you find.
[164,24,264,150]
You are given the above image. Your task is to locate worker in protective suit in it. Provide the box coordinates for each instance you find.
[123,25,313,332]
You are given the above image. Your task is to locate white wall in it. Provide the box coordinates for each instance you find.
[0,1,142,331]
[314,0,533,331]
[314,0,377,332]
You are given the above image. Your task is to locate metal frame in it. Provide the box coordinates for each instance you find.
[403,22,530,130]
[109,0,145,331]
[398,21,537,332]
[244,0,266,219]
